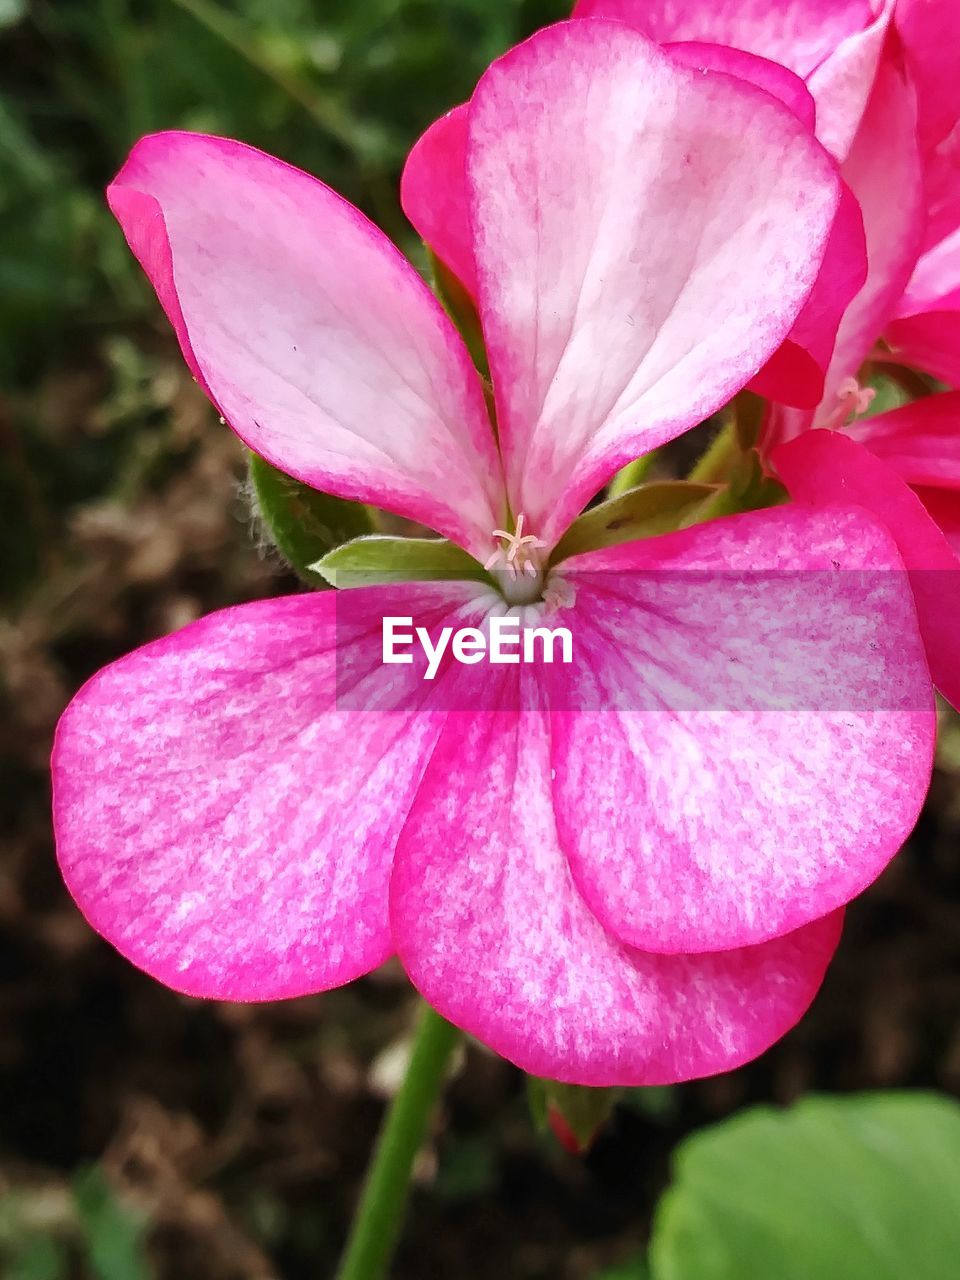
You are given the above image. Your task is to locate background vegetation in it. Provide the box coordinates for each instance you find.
[2,2,959,1276]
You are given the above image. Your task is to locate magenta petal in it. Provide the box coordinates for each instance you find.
[400,104,475,296]
[884,312,960,388]
[774,429,960,712]
[895,0,960,152]
[51,590,465,999]
[751,182,867,409]
[107,132,503,557]
[818,52,924,413]
[391,686,843,1086]
[468,20,841,549]
[846,393,960,488]
[548,504,934,954]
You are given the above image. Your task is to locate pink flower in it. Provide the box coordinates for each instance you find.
[402,18,871,414]
[557,7,960,715]
[53,21,935,1084]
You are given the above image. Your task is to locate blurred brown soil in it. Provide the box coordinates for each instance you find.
[2,340,959,1279]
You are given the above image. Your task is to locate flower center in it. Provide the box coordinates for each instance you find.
[822,376,876,430]
[484,513,548,605]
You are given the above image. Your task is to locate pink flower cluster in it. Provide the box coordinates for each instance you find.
[53,2,960,1085]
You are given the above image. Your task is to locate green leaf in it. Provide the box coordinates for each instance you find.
[592,1259,649,1280]
[8,1237,68,1280]
[248,452,373,585]
[650,1092,960,1280]
[72,1168,150,1280]
[551,482,717,563]
[311,534,488,589]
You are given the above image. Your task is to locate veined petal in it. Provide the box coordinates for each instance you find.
[468,20,841,549]
[572,0,873,79]
[52,586,486,1000]
[846,393,960,488]
[774,429,960,712]
[108,132,503,558]
[401,105,474,295]
[546,504,934,953]
[391,679,842,1086]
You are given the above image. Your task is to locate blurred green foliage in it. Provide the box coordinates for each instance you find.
[0,0,565,387]
[0,0,564,605]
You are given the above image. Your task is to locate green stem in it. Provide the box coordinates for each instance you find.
[688,420,736,484]
[608,450,658,497]
[335,1003,459,1280]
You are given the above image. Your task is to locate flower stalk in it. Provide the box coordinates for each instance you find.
[334,1002,460,1280]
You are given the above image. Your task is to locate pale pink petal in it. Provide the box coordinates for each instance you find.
[816,51,924,422]
[547,504,934,953]
[896,229,960,317]
[52,585,486,999]
[804,0,895,161]
[400,105,475,295]
[665,41,816,129]
[664,47,866,410]
[573,0,872,79]
[750,182,867,408]
[884,312,960,387]
[895,0,960,152]
[108,132,503,558]
[469,20,841,549]
[916,123,960,256]
[846,393,960,487]
[391,679,843,1085]
[774,429,960,711]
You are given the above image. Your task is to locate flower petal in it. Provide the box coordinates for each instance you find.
[666,40,816,129]
[468,20,841,548]
[884,312,960,387]
[818,51,924,417]
[108,132,503,558]
[572,0,872,79]
[749,182,867,408]
[846,393,960,488]
[391,680,843,1085]
[52,587,484,999]
[774,428,960,711]
[401,104,474,295]
[547,503,934,953]
[804,0,894,160]
[895,0,960,152]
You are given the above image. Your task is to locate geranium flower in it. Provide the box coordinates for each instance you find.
[53,21,935,1084]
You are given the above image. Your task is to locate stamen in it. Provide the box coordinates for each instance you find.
[822,376,876,430]
[484,513,548,582]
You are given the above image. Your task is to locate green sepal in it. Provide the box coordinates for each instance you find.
[527,1078,620,1154]
[248,452,373,585]
[310,534,490,589]
[689,449,788,524]
[551,482,718,564]
[429,249,490,380]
